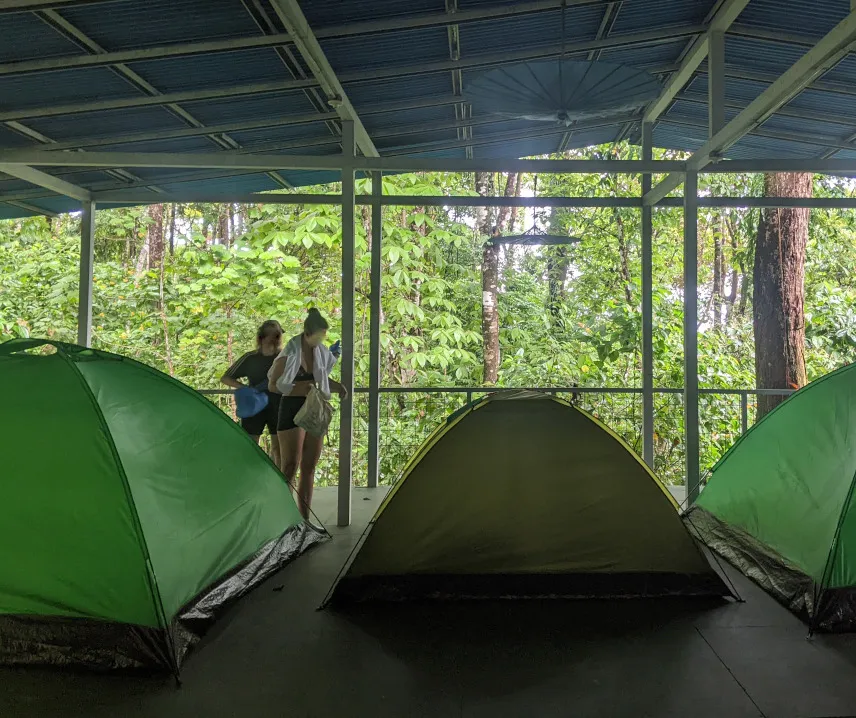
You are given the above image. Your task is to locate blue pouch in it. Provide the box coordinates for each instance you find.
[235,384,269,418]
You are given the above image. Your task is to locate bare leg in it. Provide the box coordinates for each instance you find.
[248,434,261,445]
[297,433,324,520]
[277,428,305,494]
[269,432,282,469]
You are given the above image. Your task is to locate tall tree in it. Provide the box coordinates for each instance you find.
[546,207,571,323]
[754,172,812,417]
[476,172,500,384]
[147,203,165,271]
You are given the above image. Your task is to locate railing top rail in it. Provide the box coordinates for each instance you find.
[198,386,797,396]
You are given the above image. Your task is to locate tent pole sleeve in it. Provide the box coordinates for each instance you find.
[77,199,96,347]
[641,121,655,468]
[367,171,382,489]
[338,122,356,527]
[684,171,700,503]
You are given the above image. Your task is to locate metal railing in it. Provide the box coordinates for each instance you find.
[199,385,794,490]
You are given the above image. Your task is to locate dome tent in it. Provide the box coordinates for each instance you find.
[687,363,856,632]
[326,392,730,605]
[0,339,326,673]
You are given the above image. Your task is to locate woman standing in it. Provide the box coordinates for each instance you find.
[268,309,347,520]
[221,320,284,467]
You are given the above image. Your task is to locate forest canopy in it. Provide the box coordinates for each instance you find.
[3,144,856,487]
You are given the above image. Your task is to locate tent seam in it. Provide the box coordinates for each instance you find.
[813,463,856,631]
[54,344,177,672]
[707,363,856,475]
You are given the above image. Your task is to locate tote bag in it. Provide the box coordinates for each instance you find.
[294,386,334,437]
[234,384,269,418]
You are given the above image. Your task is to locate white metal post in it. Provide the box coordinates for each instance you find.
[641,122,655,468]
[338,121,356,527]
[708,29,726,137]
[367,172,382,489]
[684,172,700,503]
[77,199,96,347]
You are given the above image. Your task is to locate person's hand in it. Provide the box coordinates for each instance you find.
[337,384,349,400]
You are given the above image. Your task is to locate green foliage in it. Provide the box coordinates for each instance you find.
[2,146,856,488]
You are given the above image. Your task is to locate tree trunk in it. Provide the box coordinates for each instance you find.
[147,204,165,271]
[476,172,500,384]
[725,213,739,323]
[713,213,724,328]
[754,172,811,418]
[168,203,177,256]
[546,206,571,322]
[218,207,231,247]
[613,208,633,306]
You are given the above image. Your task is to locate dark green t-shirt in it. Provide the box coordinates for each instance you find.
[224,351,276,388]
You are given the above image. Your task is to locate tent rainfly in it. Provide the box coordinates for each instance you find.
[325,392,731,605]
[0,339,326,673]
[687,363,856,632]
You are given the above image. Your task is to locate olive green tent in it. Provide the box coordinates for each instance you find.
[0,339,326,673]
[687,363,856,632]
[327,392,729,604]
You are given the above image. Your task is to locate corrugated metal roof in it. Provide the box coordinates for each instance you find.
[0,0,855,217]
[760,114,851,140]
[58,0,263,48]
[345,74,453,106]
[177,92,321,126]
[611,0,710,34]
[0,12,81,62]
[23,107,187,142]
[302,0,440,27]
[0,67,141,109]
[459,7,604,51]
[597,40,689,67]
[320,28,449,73]
[735,0,849,37]
[725,36,809,76]
[127,49,292,94]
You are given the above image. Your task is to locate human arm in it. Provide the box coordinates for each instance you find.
[268,356,286,394]
[328,378,349,400]
[222,354,249,389]
[221,375,246,390]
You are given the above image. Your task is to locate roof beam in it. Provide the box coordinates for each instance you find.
[31,7,289,190]
[677,91,856,127]
[314,0,613,40]
[23,94,464,154]
[3,199,60,217]
[0,33,293,77]
[0,150,686,174]
[662,114,856,152]
[0,30,687,123]
[267,0,378,157]
[0,0,110,11]
[643,0,751,124]
[646,11,856,205]
[0,78,316,123]
[0,163,90,201]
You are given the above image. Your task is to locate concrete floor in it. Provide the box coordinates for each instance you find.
[3,486,856,718]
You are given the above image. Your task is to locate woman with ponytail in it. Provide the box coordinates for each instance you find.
[268,309,347,520]
[221,319,284,465]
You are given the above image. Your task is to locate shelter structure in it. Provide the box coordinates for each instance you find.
[327,392,731,604]
[687,363,856,632]
[1,0,856,525]
[0,339,326,672]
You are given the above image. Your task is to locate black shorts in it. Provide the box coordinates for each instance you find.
[240,393,281,437]
[277,396,306,432]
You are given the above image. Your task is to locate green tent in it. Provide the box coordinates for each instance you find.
[0,339,326,672]
[327,392,730,604]
[687,363,856,631]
